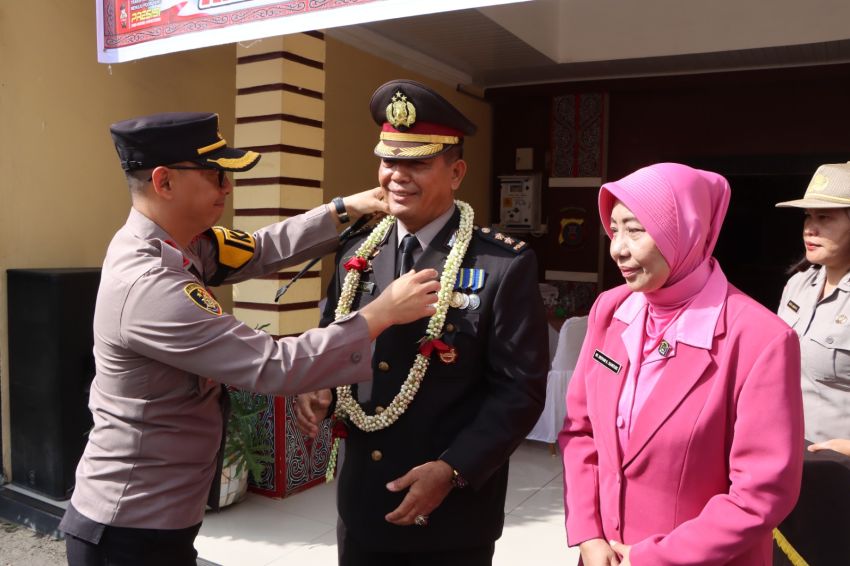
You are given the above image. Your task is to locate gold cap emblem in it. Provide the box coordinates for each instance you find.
[386,90,417,129]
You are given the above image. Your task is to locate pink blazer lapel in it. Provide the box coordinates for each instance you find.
[621,312,727,469]
[593,320,630,468]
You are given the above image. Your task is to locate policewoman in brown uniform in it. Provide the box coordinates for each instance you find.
[296,81,549,566]
[59,112,440,566]
[776,162,850,456]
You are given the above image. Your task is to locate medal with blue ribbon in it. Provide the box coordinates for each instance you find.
[453,268,486,311]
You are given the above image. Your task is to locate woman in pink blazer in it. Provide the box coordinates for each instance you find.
[559,163,804,565]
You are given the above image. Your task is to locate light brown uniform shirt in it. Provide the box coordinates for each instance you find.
[69,205,371,529]
[778,266,850,443]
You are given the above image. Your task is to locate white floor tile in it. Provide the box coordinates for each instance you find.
[196,494,332,566]
[504,440,563,513]
[197,442,573,566]
[248,480,339,526]
[497,465,576,565]
[265,527,338,566]
[496,510,578,565]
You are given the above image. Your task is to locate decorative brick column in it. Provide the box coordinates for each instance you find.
[231,32,336,498]
[233,32,326,337]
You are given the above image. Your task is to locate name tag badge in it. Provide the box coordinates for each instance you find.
[593,349,622,374]
[357,281,376,295]
[787,300,800,313]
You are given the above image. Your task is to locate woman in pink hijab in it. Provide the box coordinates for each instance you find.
[559,163,804,565]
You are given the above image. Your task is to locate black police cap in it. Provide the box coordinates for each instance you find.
[369,79,476,160]
[109,112,260,172]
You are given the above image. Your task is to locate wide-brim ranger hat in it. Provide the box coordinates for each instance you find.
[370,79,476,160]
[776,162,850,208]
[109,112,260,172]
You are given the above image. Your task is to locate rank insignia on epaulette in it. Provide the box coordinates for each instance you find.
[476,226,528,253]
[184,283,222,316]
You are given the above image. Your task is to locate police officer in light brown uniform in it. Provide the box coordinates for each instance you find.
[59,112,440,566]
[777,162,850,457]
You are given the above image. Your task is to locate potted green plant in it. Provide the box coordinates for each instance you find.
[218,388,274,508]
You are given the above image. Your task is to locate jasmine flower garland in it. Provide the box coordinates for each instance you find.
[325,200,474,481]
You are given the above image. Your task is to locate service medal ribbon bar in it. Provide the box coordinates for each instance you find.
[454,268,486,292]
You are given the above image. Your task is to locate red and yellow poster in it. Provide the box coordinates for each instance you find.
[97,0,527,63]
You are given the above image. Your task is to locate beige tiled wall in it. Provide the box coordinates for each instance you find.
[233,33,327,337]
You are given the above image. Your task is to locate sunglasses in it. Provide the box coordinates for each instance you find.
[148,165,227,187]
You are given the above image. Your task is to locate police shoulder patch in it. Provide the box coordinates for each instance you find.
[184,283,222,316]
[473,226,529,253]
[209,226,255,269]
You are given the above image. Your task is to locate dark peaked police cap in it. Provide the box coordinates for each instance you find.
[370,79,476,160]
[109,112,261,172]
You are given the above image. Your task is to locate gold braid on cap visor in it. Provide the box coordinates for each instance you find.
[195,137,261,170]
[375,142,446,158]
[374,131,461,158]
[380,132,460,144]
[204,151,260,169]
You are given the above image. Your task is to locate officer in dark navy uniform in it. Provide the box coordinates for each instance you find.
[296,80,549,566]
[60,111,440,566]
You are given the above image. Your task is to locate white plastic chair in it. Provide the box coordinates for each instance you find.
[527,315,589,446]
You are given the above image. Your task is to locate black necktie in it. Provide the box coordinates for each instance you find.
[398,233,420,276]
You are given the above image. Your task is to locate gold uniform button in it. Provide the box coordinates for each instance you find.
[377,361,390,372]
[375,406,385,414]
[371,450,383,462]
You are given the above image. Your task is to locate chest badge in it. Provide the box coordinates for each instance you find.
[837,314,847,325]
[787,300,800,313]
[592,350,622,374]
[658,340,671,357]
[438,347,458,365]
[357,281,376,295]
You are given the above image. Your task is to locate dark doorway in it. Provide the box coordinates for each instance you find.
[693,154,848,310]
[715,173,807,310]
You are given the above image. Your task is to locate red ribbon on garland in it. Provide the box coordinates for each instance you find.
[332,419,348,439]
[419,338,451,357]
[343,257,368,271]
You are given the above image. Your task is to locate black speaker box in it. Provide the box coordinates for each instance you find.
[7,268,100,500]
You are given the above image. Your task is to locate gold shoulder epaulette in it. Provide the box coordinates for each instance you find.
[473,226,529,253]
[209,226,255,269]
